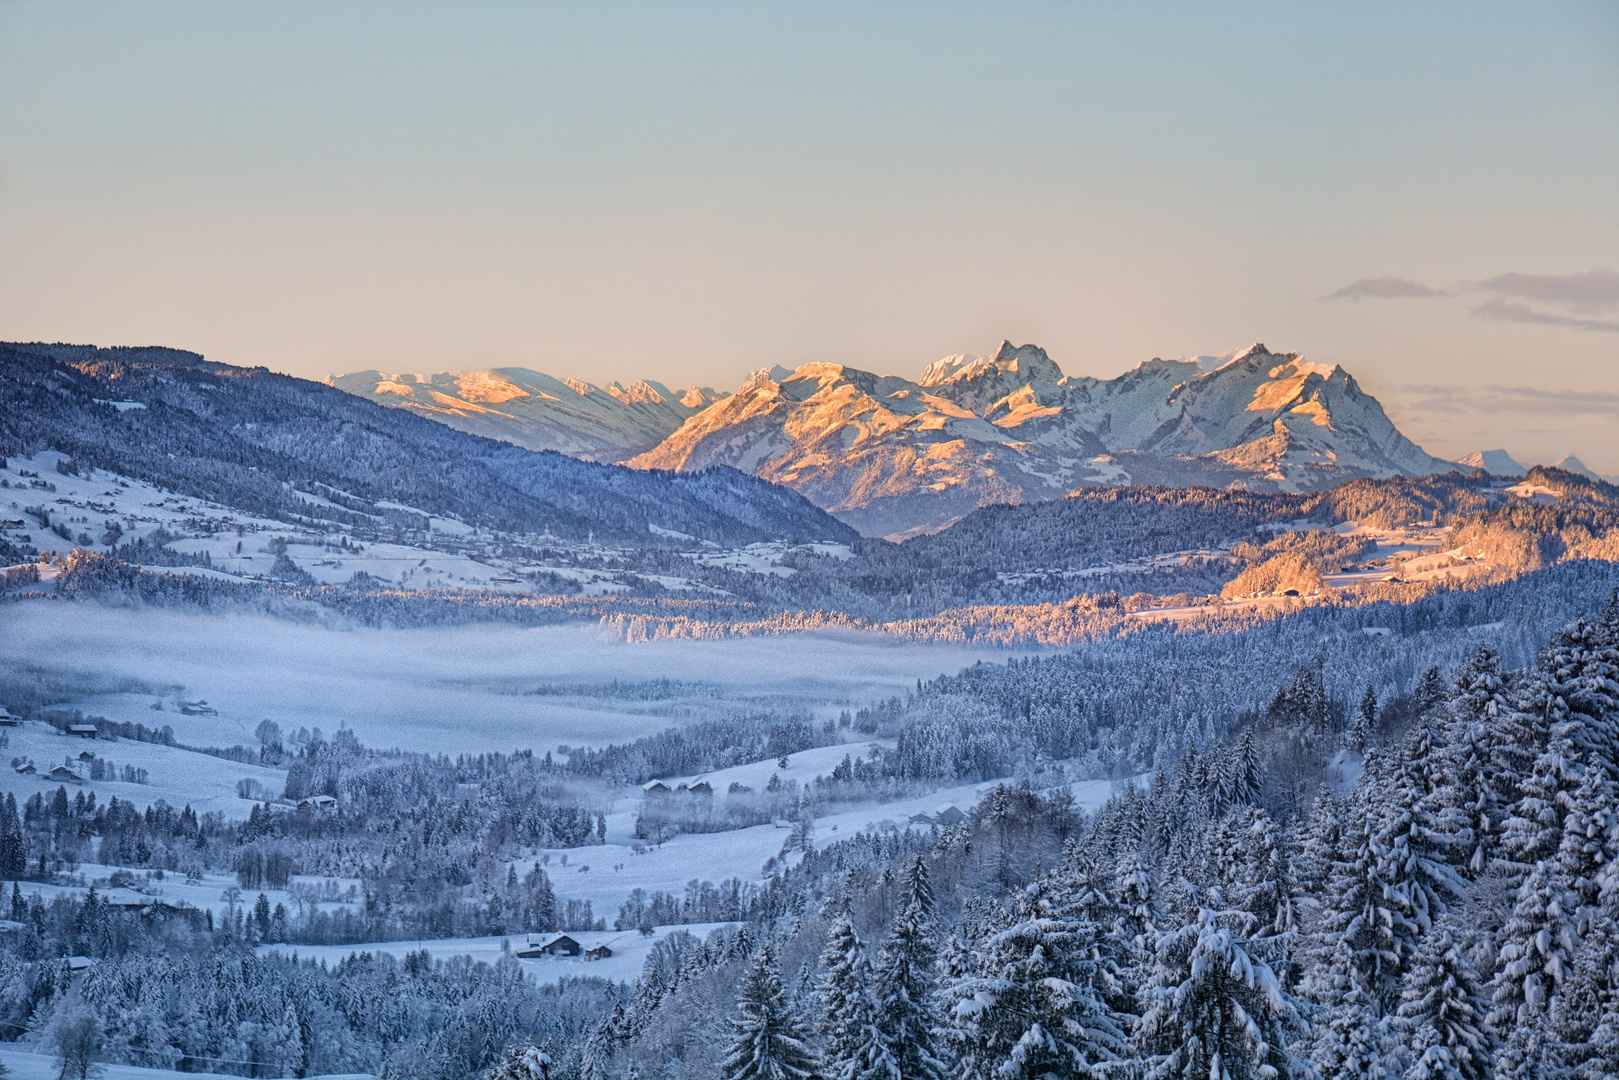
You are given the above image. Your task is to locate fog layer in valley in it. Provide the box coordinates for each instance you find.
[0,603,1021,753]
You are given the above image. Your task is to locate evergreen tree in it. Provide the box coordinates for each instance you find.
[940,882,1124,1080]
[1489,864,1577,1080]
[1135,907,1309,1080]
[721,945,820,1080]
[486,1040,552,1080]
[873,899,947,1080]
[0,794,24,880]
[818,913,897,1080]
[1395,930,1491,1080]
[1374,728,1467,940]
[1350,685,1377,753]
[1312,794,1412,1014]
[1309,941,1388,1080]
[1552,868,1619,1080]
[1232,728,1264,805]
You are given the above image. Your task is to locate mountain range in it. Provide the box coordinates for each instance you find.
[330,368,728,463]
[339,341,1457,538]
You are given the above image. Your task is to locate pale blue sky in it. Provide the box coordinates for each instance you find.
[2,2,1616,468]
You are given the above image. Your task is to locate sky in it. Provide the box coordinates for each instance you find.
[1,2,1616,471]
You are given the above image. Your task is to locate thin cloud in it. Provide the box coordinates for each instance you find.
[1326,276,1445,301]
[1401,383,1619,417]
[1472,297,1619,334]
[1477,268,1619,313]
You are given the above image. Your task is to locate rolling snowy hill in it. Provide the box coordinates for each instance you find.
[0,342,853,547]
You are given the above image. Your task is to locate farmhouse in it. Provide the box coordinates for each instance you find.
[297,795,338,812]
[515,933,581,958]
[0,708,19,726]
[583,945,613,961]
[48,766,83,784]
[66,724,98,739]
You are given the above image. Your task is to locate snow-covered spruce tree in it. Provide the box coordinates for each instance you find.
[939,881,1125,1080]
[722,944,820,1080]
[1556,765,1616,918]
[1373,727,1467,940]
[1395,929,1492,1080]
[1435,706,1497,879]
[1551,866,1619,1080]
[1309,940,1389,1080]
[1114,851,1161,949]
[1232,728,1264,806]
[486,1040,553,1080]
[1134,907,1309,1080]
[1229,807,1307,942]
[1294,787,1343,900]
[1538,617,1619,775]
[1415,665,1446,717]
[873,899,947,1079]
[818,913,897,1080]
[1310,789,1413,1014]
[1350,685,1377,753]
[1488,863,1577,1080]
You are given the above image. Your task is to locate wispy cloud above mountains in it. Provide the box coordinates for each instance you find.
[1327,277,1445,300]
[1328,268,1619,333]
[1472,269,1619,333]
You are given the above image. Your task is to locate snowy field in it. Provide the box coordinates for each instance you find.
[0,721,285,821]
[509,774,1132,923]
[6,863,361,924]
[257,922,736,987]
[0,1047,370,1080]
[0,603,1016,754]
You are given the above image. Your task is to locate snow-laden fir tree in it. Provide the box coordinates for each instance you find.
[1309,940,1389,1080]
[1372,727,1467,940]
[1231,728,1265,805]
[1134,907,1309,1080]
[722,944,820,1080]
[939,880,1125,1080]
[1309,788,1413,1013]
[1294,787,1343,900]
[818,912,897,1080]
[873,861,948,1080]
[1550,863,1619,1080]
[1395,929,1492,1080]
[1488,863,1577,1080]
[1350,685,1377,753]
[486,1040,552,1080]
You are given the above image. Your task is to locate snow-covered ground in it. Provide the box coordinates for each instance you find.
[7,863,361,924]
[258,922,735,987]
[0,1047,370,1080]
[0,450,852,598]
[510,775,1131,923]
[0,604,1017,754]
[0,721,284,821]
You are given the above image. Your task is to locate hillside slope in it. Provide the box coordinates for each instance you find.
[0,343,854,546]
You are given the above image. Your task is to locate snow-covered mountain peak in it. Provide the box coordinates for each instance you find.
[1459,449,1526,476]
[1550,454,1599,479]
[329,365,725,462]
